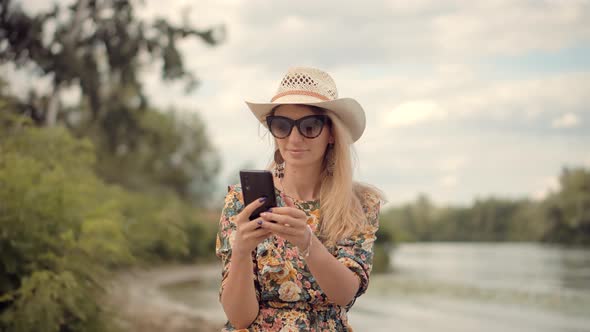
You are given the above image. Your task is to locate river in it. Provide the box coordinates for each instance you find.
[162,242,590,331]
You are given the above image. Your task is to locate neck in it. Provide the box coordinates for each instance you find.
[279,162,323,201]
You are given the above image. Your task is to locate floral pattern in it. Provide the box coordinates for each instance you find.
[215,184,381,331]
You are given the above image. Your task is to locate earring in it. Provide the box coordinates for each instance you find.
[326,143,335,177]
[273,149,285,178]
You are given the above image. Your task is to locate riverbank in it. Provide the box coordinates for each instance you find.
[105,243,590,332]
[105,264,223,332]
[157,243,590,332]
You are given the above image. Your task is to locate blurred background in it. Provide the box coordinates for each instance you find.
[1,0,589,331]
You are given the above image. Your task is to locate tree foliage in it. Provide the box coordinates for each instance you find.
[88,106,220,204]
[0,110,218,331]
[0,0,223,122]
[0,113,126,331]
[0,0,223,204]
[542,168,590,245]
[0,1,223,330]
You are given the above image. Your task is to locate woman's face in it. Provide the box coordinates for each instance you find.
[272,104,334,170]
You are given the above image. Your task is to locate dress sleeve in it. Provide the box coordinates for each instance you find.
[334,191,381,310]
[215,185,261,302]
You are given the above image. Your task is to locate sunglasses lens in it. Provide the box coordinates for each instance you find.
[299,117,325,138]
[269,118,292,138]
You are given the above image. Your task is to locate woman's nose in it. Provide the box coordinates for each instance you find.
[288,127,305,142]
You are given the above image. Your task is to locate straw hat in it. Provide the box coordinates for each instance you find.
[245,67,366,142]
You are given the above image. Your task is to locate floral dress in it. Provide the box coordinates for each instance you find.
[215,184,381,331]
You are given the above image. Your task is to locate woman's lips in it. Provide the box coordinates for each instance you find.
[287,149,307,156]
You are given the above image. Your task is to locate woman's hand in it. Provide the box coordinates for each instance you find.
[259,194,312,251]
[232,197,273,257]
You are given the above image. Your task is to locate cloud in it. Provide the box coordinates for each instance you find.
[382,101,447,127]
[7,0,590,206]
[19,0,590,70]
[436,156,469,172]
[383,101,446,127]
[432,0,590,57]
[226,0,590,68]
[532,176,560,200]
[439,175,458,188]
[333,67,590,129]
[552,112,580,128]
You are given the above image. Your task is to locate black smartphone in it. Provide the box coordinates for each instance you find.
[239,170,277,221]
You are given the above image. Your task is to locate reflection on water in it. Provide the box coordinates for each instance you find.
[391,242,590,296]
[349,242,590,332]
[163,242,590,332]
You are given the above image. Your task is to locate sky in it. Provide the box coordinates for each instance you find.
[12,0,590,207]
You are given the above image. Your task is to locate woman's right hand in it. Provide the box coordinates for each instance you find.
[232,197,273,257]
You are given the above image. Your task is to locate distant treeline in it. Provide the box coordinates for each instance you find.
[378,167,590,246]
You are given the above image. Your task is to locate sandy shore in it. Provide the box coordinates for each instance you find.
[105,264,223,332]
[103,260,590,332]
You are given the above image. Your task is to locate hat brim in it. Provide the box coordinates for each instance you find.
[245,97,366,142]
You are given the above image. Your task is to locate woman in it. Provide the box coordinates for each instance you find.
[216,67,383,331]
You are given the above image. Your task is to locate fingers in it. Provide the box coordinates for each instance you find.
[250,226,272,238]
[232,219,272,255]
[240,218,272,238]
[266,206,307,219]
[259,211,301,227]
[241,217,267,232]
[259,220,299,237]
[281,193,296,208]
[237,197,268,223]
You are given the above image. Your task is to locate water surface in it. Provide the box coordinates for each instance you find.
[163,242,590,331]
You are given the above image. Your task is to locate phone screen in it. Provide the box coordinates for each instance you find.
[239,170,277,220]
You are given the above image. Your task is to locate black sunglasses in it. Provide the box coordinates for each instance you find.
[266,115,330,139]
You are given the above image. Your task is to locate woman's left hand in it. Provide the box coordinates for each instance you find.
[259,194,311,250]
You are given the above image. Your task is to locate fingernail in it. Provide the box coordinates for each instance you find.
[267,208,273,213]
[257,220,263,225]
[259,197,267,203]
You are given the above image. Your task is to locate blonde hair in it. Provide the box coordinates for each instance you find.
[267,106,384,246]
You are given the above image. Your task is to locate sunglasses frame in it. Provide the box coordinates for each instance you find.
[266,114,330,139]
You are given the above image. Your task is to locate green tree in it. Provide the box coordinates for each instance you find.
[506,200,546,241]
[0,113,132,332]
[0,0,223,125]
[469,198,521,241]
[0,110,218,332]
[89,107,220,204]
[0,0,224,205]
[542,167,590,245]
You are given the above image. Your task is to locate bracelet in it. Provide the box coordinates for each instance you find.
[300,225,313,258]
